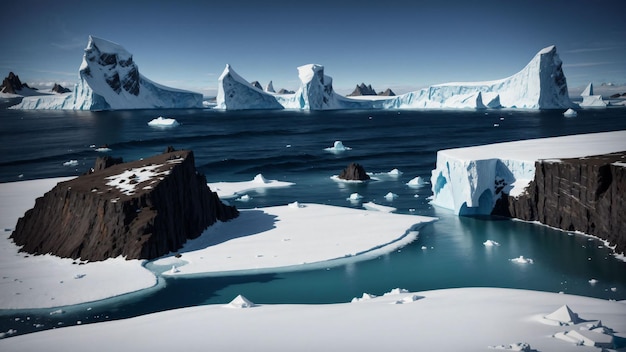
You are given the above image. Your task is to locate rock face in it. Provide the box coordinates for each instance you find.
[378,88,396,96]
[1,72,31,94]
[348,83,377,96]
[51,83,71,94]
[339,163,371,181]
[493,152,626,254]
[11,149,239,261]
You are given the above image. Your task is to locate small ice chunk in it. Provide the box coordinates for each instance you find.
[362,201,396,213]
[148,116,180,127]
[49,309,64,315]
[510,256,533,264]
[324,140,352,152]
[63,160,78,167]
[483,240,500,247]
[384,288,409,296]
[347,193,363,201]
[384,192,398,200]
[406,176,428,187]
[563,108,577,117]
[588,278,598,285]
[253,174,269,184]
[288,201,304,209]
[387,168,403,176]
[170,265,180,274]
[236,194,252,202]
[351,293,376,302]
[227,294,255,308]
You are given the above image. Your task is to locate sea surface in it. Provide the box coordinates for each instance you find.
[1,107,626,337]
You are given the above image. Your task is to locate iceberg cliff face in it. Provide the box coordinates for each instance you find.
[13,36,202,110]
[215,65,283,110]
[383,46,573,109]
[216,63,372,110]
[430,131,626,215]
[215,45,573,111]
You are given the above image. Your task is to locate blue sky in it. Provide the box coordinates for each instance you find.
[1,0,625,96]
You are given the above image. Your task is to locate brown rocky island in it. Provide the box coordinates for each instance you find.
[11,148,238,261]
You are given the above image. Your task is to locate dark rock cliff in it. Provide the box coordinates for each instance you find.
[493,152,626,254]
[11,149,239,261]
[1,72,31,94]
[339,163,371,181]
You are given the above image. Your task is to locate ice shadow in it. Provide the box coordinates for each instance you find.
[178,209,278,253]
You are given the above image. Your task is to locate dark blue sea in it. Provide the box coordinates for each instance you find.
[1,107,626,337]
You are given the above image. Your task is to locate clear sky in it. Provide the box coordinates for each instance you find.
[1,0,625,96]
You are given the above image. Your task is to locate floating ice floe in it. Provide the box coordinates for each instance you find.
[563,108,577,117]
[384,192,398,201]
[207,174,294,198]
[347,193,363,201]
[406,176,428,187]
[236,194,252,202]
[483,240,500,247]
[62,160,78,167]
[510,256,533,264]
[148,116,180,127]
[387,168,403,176]
[362,201,396,213]
[324,140,352,153]
[588,278,598,285]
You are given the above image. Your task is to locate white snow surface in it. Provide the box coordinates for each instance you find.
[0,176,433,308]
[12,36,202,110]
[563,108,577,117]
[0,178,156,309]
[207,174,294,198]
[2,287,625,352]
[154,203,434,276]
[430,130,626,215]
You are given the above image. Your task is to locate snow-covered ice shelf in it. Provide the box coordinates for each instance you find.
[430,130,626,215]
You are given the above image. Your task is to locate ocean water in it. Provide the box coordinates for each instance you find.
[1,107,626,337]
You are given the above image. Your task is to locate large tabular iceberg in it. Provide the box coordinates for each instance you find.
[12,36,203,110]
[216,45,574,110]
[430,131,626,215]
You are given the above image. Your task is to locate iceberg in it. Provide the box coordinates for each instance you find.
[215,46,574,110]
[215,64,283,110]
[12,36,202,110]
[430,131,626,215]
[579,83,607,108]
[381,46,573,109]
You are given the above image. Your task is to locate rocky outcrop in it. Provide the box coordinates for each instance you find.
[348,83,377,96]
[51,83,71,94]
[250,81,263,90]
[277,88,295,94]
[378,88,396,96]
[11,149,239,261]
[347,83,396,97]
[1,72,31,94]
[339,163,371,181]
[493,152,626,254]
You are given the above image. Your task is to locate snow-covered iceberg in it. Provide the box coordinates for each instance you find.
[382,45,573,109]
[579,83,607,108]
[12,36,203,110]
[430,131,626,215]
[216,63,372,110]
[215,46,573,111]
